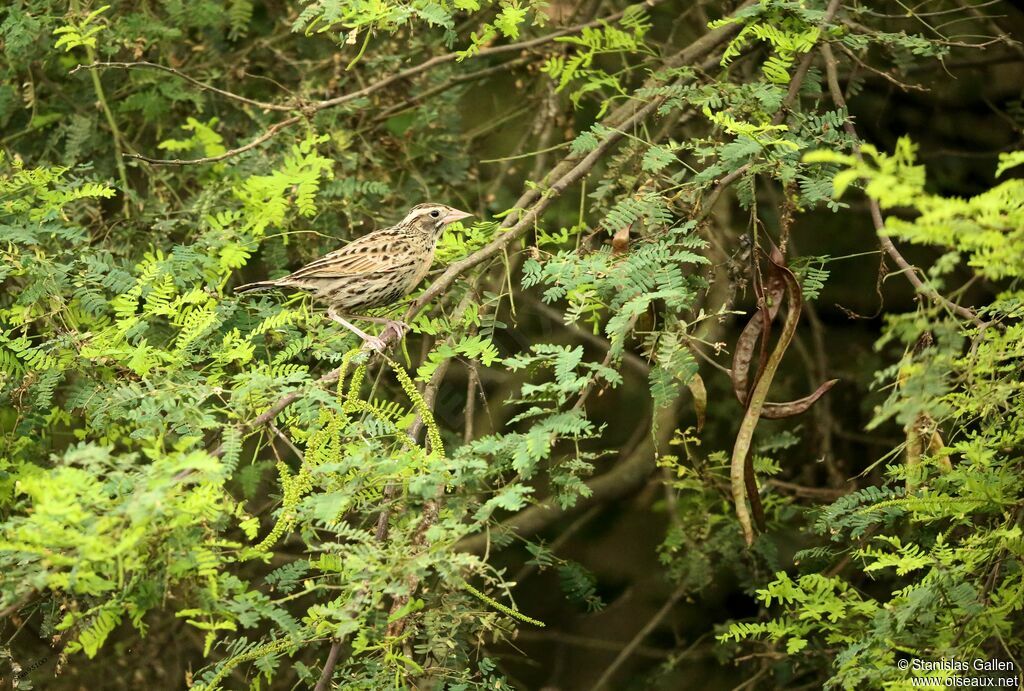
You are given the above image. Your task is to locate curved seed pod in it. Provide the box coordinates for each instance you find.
[743,447,766,531]
[731,310,765,404]
[732,245,838,418]
[760,378,840,419]
[752,245,788,385]
[731,273,784,403]
[730,242,842,544]
[731,256,801,545]
[687,373,707,432]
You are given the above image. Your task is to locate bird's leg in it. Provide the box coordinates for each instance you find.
[327,308,386,352]
[357,315,410,342]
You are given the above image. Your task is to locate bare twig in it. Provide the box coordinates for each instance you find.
[69,61,293,111]
[819,42,981,325]
[313,639,343,691]
[697,163,752,220]
[268,421,304,460]
[126,115,303,165]
[372,58,531,123]
[515,628,684,658]
[835,45,929,93]
[213,367,341,455]
[730,662,771,691]
[767,479,847,500]
[573,316,638,411]
[591,582,690,690]
[464,361,479,444]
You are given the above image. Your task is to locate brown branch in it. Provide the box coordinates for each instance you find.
[464,361,479,444]
[371,58,531,123]
[571,316,637,411]
[776,49,817,123]
[767,479,847,500]
[819,42,981,325]
[515,628,684,658]
[69,61,293,111]
[313,639,343,691]
[902,53,1024,75]
[696,163,752,221]
[172,366,344,481]
[592,582,690,690]
[860,1,1003,19]
[126,115,302,165]
[216,368,341,454]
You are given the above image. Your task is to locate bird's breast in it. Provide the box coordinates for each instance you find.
[403,248,435,293]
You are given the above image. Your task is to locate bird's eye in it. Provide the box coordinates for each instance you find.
[430,210,441,218]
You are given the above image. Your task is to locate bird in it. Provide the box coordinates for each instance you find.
[236,203,472,350]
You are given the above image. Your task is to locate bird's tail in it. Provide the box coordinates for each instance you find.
[235,280,280,295]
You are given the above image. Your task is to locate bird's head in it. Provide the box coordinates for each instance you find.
[402,203,473,238]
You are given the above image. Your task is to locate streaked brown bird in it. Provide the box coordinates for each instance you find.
[236,203,472,350]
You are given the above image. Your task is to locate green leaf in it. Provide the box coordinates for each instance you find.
[494,4,528,39]
[641,145,677,173]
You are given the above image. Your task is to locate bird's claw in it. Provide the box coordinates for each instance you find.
[359,322,407,352]
[361,335,388,352]
[383,320,410,342]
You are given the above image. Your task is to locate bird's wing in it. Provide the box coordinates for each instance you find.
[285,231,412,280]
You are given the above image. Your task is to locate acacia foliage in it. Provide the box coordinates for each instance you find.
[0,0,1022,689]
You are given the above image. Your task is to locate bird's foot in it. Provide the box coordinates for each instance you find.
[382,319,410,342]
[361,335,388,352]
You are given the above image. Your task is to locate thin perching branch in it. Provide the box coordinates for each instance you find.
[69,61,294,111]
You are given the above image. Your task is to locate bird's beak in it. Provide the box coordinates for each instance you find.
[443,208,473,224]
